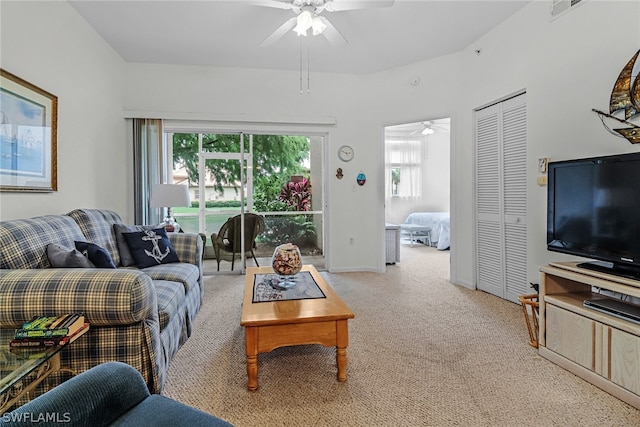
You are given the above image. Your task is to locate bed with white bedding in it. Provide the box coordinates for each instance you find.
[403,212,450,250]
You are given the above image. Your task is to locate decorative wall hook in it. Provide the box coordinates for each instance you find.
[356,171,366,186]
[336,168,343,179]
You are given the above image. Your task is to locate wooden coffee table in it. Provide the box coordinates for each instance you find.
[240,265,355,391]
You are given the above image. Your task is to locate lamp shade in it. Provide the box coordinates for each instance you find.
[150,184,191,208]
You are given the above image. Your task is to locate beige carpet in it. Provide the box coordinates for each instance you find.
[163,245,640,426]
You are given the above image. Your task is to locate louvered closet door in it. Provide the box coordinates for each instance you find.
[502,96,527,302]
[476,106,504,297]
[475,93,527,303]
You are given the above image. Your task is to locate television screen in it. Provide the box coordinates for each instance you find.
[547,152,640,278]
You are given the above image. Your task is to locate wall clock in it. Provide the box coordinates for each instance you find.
[338,145,354,162]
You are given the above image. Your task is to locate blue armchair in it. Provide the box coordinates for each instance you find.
[2,362,233,426]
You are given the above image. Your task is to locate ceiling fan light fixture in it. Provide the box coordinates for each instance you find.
[293,24,307,36]
[311,17,327,35]
[294,9,313,36]
[421,127,435,135]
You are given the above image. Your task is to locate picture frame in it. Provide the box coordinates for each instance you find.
[0,69,57,192]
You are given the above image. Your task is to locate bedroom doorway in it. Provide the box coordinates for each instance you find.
[384,118,451,261]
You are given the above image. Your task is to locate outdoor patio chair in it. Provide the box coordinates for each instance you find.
[211,213,265,271]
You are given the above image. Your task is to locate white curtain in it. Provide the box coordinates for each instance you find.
[133,118,167,225]
[384,137,424,204]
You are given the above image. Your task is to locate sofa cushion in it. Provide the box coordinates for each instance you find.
[46,243,96,268]
[114,224,157,267]
[0,215,87,269]
[123,228,180,269]
[154,280,185,331]
[67,209,123,267]
[75,241,117,268]
[142,263,200,294]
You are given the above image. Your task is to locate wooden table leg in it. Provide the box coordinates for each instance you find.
[245,326,259,391]
[336,320,349,382]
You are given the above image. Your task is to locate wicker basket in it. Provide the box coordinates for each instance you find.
[518,293,539,348]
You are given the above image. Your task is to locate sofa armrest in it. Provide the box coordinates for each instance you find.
[3,361,150,427]
[4,362,234,427]
[0,269,157,328]
[167,232,203,266]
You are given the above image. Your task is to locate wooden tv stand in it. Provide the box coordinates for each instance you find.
[539,262,640,409]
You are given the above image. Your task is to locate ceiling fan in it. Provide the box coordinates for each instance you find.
[251,0,395,47]
[410,121,449,136]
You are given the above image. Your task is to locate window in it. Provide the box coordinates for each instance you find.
[385,137,423,199]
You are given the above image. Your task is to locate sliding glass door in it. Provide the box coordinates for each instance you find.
[168,129,324,274]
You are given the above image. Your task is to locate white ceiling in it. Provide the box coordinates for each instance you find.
[68,0,531,75]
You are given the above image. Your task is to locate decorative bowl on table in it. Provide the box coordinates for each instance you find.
[271,243,302,290]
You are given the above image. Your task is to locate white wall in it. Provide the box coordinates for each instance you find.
[0,2,128,221]
[2,0,638,282]
[424,131,450,212]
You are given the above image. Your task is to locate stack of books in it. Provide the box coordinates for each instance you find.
[9,313,89,348]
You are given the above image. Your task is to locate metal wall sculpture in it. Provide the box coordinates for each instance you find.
[592,49,640,144]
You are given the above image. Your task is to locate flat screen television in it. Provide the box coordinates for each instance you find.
[547,151,640,280]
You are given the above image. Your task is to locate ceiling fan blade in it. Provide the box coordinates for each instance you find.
[325,0,395,12]
[260,17,297,47]
[318,16,348,46]
[246,0,295,10]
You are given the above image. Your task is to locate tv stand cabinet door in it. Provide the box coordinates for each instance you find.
[546,304,594,370]
[610,328,640,395]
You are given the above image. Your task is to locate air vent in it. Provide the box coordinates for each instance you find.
[550,0,585,20]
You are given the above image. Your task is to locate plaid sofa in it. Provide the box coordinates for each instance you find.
[0,209,203,394]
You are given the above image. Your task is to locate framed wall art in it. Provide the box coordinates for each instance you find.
[0,69,57,192]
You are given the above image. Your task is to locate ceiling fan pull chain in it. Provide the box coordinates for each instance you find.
[307,40,311,94]
[299,39,303,95]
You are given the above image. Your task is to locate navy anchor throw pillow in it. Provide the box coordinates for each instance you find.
[122,228,179,268]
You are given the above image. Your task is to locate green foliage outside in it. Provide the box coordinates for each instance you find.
[258,176,316,246]
[189,200,244,209]
[279,178,311,211]
[252,172,291,212]
[261,215,317,247]
[391,168,401,185]
[172,133,310,194]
